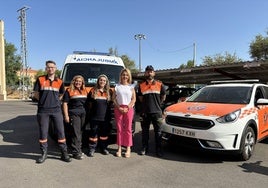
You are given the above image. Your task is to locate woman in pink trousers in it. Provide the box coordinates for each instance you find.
[113,68,136,158]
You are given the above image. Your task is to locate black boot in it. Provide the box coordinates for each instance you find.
[156,142,163,158]
[156,147,164,158]
[139,146,148,156]
[88,142,97,157]
[101,148,109,155]
[88,149,95,157]
[36,149,47,164]
[156,135,163,157]
[100,140,109,155]
[61,150,72,162]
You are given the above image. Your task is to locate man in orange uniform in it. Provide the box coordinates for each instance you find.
[137,65,166,157]
[34,60,71,163]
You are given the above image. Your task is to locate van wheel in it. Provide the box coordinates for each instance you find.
[239,126,255,161]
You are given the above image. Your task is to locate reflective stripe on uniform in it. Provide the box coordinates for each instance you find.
[140,80,162,95]
[39,139,48,143]
[58,138,66,143]
[89,137,98,142]
[100,136,108,140]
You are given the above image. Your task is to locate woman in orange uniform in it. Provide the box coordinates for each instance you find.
[62,75,88,160]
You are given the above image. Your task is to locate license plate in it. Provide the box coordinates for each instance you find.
[172,127,195,137]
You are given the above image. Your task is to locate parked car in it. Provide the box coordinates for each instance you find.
[162,80,268,160]
[163,85,196,108]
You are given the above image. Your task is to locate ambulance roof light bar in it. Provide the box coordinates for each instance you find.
[73,51,112,56]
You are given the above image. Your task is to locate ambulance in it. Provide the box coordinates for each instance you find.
[162,80,268,160]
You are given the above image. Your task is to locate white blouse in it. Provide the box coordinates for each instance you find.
[115,84,133,105]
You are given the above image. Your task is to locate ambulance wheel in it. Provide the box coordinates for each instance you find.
[239,126,255,161]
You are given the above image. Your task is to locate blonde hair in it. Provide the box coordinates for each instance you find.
[119,68,132,84]
[69,75,86,92]
[93,74,111,100]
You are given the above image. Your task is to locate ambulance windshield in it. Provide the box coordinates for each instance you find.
[61,63,124,87]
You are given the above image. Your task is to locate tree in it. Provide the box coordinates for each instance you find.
[5,40,21,86]
[179,60,194,69]
[249,32,268,60]
[34,69,61,79]
[201,52,242,66]
[109,47,118,56]
[108,47,138,72]
[35,69,46,78]
[121,55,138,73]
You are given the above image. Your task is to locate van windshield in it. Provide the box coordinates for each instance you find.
[61,63,124,87]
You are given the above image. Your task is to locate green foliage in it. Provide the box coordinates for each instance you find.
[34,69,61,79]
[56,69,62,77]
[249,32,268,60]
[179,60,194,69]
[5,40,21,86]
[201,52,242,66]
[121,55,138,73]
[108,47,138,73]
[109,47,118,56]
[35,69,46,78]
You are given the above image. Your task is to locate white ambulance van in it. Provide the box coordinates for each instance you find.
[162,80,268,160]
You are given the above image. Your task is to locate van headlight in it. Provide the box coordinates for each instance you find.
[216,109,241,123]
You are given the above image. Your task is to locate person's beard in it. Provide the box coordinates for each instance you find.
[145,75,154,80]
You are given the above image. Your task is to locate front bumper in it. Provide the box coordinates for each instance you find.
[162,122,242,151]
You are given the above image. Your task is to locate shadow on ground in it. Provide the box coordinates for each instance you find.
[0,115,61,162]
[239,161,268,176]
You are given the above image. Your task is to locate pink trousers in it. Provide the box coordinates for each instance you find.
[114,105,134,147]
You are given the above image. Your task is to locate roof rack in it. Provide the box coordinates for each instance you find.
[73,51,112,56]
[210,79,259,84]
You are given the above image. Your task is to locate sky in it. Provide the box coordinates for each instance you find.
[1,0,268,71]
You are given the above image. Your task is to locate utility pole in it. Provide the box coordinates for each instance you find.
[192,42,196,88]
[17,6,30,99]
[134,34,146,72]
[0,20,6,100]
[193,42,196,66]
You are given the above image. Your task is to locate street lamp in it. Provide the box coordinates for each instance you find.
[134,34,146,72]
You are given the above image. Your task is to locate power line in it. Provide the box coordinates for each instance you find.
[146,40,194,54]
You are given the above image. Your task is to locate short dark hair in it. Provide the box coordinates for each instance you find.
[46,60,56,66]
[145,65,154,71]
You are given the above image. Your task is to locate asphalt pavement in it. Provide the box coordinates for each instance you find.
[0,100,268,188]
